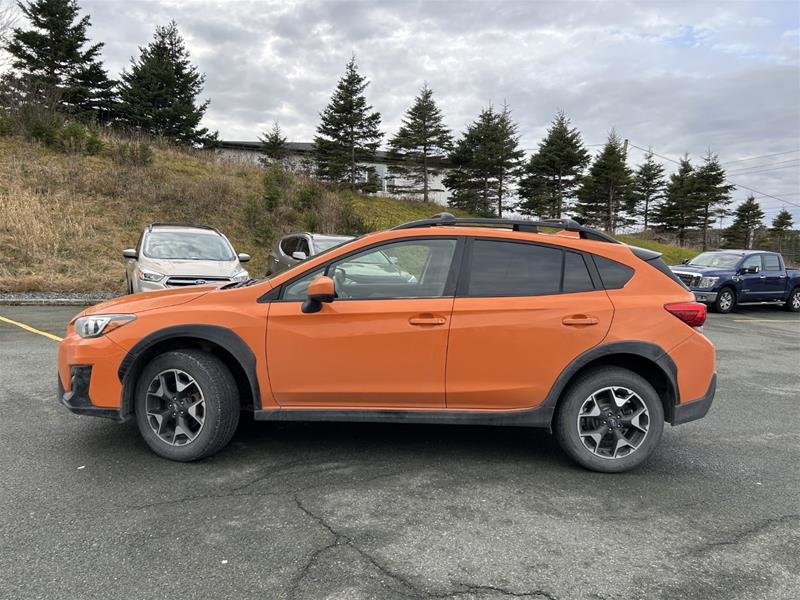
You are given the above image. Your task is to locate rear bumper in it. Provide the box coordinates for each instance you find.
[692,291,718,303]
[670,373,716,425]
[58,366,124,421]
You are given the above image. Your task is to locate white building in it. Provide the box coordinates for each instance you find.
[217,140,452,205]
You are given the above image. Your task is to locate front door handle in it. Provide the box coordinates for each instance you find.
[562,315,599,326]
[409,314,447,326]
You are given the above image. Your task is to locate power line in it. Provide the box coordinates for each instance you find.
[726,162,800,177]
[722,149,800,165]
[626,142,800,210]
[727,157,800,173]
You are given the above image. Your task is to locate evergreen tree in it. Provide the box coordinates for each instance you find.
[693,150,735,250]
[443,104,524,217]
[770,208,794,253]
[118,21,213,145]
[4,0,115,119]
[630,151,666,230]
[258,120,287,166]
[723,195,764,249]
[517,110,589,219]
[654,156,702,246]
[313,56,382,189]
[387,84,452,202]
[574,130,633,233]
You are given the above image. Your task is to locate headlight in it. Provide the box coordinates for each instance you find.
[138,269,164,282]
[231,269,249,282]
[698,277,719,289]
[74,314,136,338]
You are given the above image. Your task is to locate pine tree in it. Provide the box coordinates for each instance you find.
[258,120,287,166]
[693,150,735,250]
[443,104,523,217]
[631,151,666,230]
[724,196,764,249]
[313,56,382,189]
[517,110,589,219]
[387,84,452,202]
[118,21,213,145]
[770,208,794,253]
[574,131,633,233]
[654,156,702,246]
[4,0,115,119]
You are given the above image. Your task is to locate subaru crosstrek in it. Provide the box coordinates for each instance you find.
[59,214,716,472]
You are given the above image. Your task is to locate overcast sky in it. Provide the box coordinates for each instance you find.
[13,0,800,220]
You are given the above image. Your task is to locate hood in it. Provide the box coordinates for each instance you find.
[82,286,212,317]
[138,257,242,278]
[669,264,734,276]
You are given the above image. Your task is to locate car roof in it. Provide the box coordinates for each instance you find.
[147,223,222,236]
[310,234,354,241]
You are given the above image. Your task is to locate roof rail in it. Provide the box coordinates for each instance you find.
[147,223,221,233]
[392,213,619,244]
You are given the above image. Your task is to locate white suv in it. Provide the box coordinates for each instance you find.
[123,224,250,293]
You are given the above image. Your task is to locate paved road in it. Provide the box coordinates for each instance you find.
[1,305,798,600]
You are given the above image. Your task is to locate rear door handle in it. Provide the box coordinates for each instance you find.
[409,314,447,326]
[562,315,599,326]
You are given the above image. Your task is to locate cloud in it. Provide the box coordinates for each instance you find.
[73,0,800,220]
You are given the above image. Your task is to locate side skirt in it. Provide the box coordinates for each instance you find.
[253,405,555,429]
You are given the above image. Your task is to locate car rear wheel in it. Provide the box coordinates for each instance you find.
[554,367,664,473]
[784,287,800,312]
[134,350,240,461]
[712,287,735,313]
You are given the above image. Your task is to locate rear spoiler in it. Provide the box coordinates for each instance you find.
[627,245,688,289]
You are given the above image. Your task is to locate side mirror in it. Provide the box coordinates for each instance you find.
[302,276,335,314]
[742,265,760,274]
[292,251,308,261]
[237,253,251,263]
[123,248,138,259]
[681,258,689,265]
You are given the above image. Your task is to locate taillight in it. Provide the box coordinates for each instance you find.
[664,302,707,328]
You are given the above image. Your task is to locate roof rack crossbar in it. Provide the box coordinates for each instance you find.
[392,214,619,244]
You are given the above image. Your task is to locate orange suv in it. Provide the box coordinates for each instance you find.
[58,214,716,472]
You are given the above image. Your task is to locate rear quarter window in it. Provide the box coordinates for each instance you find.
[592,256,634,289]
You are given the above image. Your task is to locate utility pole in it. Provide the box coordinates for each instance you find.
[623,138,629,158]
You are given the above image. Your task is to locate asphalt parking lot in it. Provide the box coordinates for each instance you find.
[1,305,798,600]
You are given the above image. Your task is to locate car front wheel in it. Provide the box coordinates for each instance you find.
[554,367,664,473]
[134,350,240,461]
[712,287,735,313]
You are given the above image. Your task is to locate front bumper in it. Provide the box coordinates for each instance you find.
[692,290,718,303]
[58,366,123,420]
[670,373,716,425]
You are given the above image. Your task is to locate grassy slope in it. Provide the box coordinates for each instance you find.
[0,135,466,292]
[616,235,698,266]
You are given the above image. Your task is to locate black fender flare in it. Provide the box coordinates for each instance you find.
[542,340,679,419]
[117,324,261,418]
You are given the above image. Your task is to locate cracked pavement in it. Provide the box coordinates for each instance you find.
[1,305,798,599]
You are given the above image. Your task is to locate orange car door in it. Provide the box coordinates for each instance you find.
[267,238,461,408]
[446,239,614,410]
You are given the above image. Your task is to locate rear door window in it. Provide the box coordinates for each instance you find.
[563,252,595,293]
[467,240,562,297]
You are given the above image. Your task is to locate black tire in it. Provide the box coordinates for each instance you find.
[134,350,240,461]
[712,286,736,314]
[784,287,800,312]
[554,367,664,473]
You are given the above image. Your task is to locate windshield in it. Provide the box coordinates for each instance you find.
[143,231,235,261]
[314,237,353,252]
[688,252,742,268]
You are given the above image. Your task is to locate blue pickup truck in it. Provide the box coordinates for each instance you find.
[670,250,800,313]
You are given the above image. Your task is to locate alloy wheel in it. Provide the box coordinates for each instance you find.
[576,386,650,460]
[719,291,733,311]
[792,291,800,310]
[145,369,206,446]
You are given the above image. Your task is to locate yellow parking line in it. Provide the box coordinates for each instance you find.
[732,318,799,323]
[0,315,63,342]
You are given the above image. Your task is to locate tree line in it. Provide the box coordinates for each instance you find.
[2,0,796,250]
[1,0,214,144]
